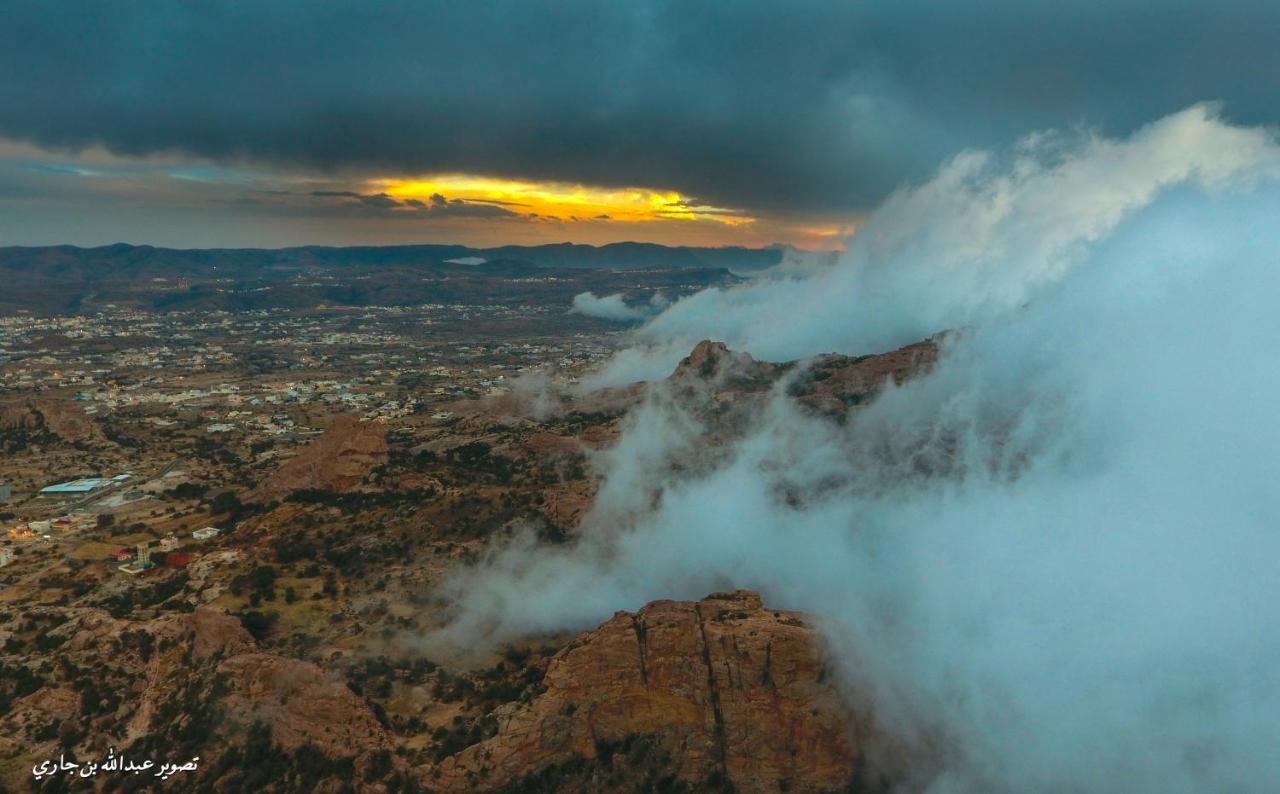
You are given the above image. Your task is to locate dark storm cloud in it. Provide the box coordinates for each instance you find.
[420,198,519,219]
[308,189,519,219]
[466,198,532,207]
[359,193,401,209]
[3,0,1280,214]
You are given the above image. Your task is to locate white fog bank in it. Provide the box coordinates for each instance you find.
[434,105,1280,791]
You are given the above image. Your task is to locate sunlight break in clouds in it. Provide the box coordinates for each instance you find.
[374,175,754,225]
[433,105,1280,791]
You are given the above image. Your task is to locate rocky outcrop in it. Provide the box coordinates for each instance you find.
[432,591,861,792]
[217,653,391,756]
[126,608,391,759]
[801,339,939,411]
[0,396,105,444]
[183,604,257,659]
[672,340,758,381]
[667,337,939,412]
[247,413,388,501]
[535,479,597,530]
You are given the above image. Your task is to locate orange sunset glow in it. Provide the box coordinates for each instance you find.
[364,175,849,248]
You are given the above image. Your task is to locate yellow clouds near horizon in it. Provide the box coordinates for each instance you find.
[371,175,755,226]
[370,173,852,249]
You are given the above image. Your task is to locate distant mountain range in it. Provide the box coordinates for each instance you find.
[0,242,772,313]
[0,241,785,276]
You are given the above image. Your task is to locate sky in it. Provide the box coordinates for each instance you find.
[2,0,1280,249]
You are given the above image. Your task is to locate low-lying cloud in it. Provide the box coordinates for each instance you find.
[586,104,1277,387]
[434,105,1280,790]
[569,291,669,323]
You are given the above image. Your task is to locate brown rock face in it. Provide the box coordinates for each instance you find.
[672,340,755,380]
[217,653,391,756]
[248,413,388,501]
[826,339,938,395]
[127,608,391,761]
[536,479,597,531]
[184,604,257,660]
[434,591,859,792]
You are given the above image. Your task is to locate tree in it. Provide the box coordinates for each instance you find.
[236,610,278,641]
[210,490,242,516]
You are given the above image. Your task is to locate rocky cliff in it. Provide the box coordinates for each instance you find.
[247,413,388,502]
[1,586,877,793]
[433,591,865,793]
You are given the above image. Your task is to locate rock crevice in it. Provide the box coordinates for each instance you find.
[433,590,859,792]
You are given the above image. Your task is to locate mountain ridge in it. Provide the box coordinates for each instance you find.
[0,241,787,274]
[0,242,761,314]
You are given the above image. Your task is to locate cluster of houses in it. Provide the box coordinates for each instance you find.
[111,527,221,576]
[3,476,133,542]
[2,513,96,567]
[6,512,96,540]
[0,513,223,575]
